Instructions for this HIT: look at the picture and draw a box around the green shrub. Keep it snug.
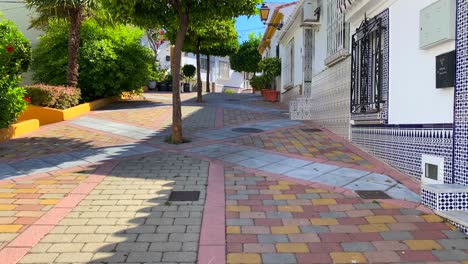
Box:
[182,64,196,82]
[224,89,235,94]
[25,84,81,110]
[249,75,267,91]
[0,15,31,128]
[32,19,153,102]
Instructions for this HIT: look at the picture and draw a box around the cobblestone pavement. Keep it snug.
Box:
[231,126,376,169]
[0,92,466,264]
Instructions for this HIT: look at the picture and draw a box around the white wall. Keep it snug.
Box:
[293,28,304,87]
[0,3,42,47]
[312,5,328,76]
[388,0,454,124]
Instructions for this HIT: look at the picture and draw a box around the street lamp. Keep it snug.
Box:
[259,3,283,30]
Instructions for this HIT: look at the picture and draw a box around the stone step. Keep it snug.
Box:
[289,98,314,120]
[421,184,468,211]
[436,210,468,234]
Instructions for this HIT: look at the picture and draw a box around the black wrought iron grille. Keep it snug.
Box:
[351,16,384,114]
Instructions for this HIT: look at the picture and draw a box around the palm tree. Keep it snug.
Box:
[24,0,98,87]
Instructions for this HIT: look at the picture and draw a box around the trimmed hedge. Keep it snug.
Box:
[25,84,81,110]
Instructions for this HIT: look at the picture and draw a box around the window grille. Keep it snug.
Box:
[282,38,294,87]
[219,61,230,79]
[351,16,384,114]
[326,0,349,65]
[201,57,208,70]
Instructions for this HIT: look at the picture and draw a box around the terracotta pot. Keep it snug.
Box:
[264,90,279,102]
[261,89,269,97]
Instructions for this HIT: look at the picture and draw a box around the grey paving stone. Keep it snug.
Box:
[115,242,149,252]
[438,239,468,249]
[259,163,297,174]
[329,167,371,177]
[263,200,288,205]
[343,180,392,191]
[354,203,382,210]
[236,159,272,169]
[262,253,296,263]
[237,150,267,158]
[218,153,250,163]
[432,249,468,261]
[126,252,162,262]
[302,163,340,173]
[237,190,260,195]
[168,233,199,242]
[258,235,289,243]
[296,193,321,199]
[10,159,53,174]
[399,208,423,215]
[442,230,468,239]
[280,158,313,168]
[380,231,414,240]
[284,168,324,180]
[299,226,330,233]
[266,212,293,219]
[137,234,169,242]
[256,154,288,163]
[311,172,363,187]
[226,219,254,226]
[386,184,421,203]
[341,242,375,252]
[182,242,198,251]
[360,173,399,186]
[163,252,197,262]
[320,212,347,218]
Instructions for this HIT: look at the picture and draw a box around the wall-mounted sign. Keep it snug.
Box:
[436,50,455,88]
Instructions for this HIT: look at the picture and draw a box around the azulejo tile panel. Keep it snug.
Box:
[454,0,468,186]
[351,125,453,182]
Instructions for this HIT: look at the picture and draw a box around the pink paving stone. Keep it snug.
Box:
[292,211,321,218]
[226,212,240,218]
[416,205,434,214]
[365,251,401,263]
[8,225,54,247]
[34,207,72,225]
[308,242,343,253]
[202,211,225,226]
[241,226,270,234]
[200,224,225,246]
[372,241,409,251]
[55,194,87,208]
[346,209,374,217]
[226,190,237,195]
[198,245,226,264]
[226,234,258,244]
[335,198,362,204]
[328,204,355,212]
[377,199,420,209]
[415,222,451,230]
[350,233,383,242]
[301,205,330,212]
[319,193,345,199]
[411,230,448,240]
[247,185,268,190]
[329,225,361,233]
[0,246,30,264]
[258,181,278,186]
[243,243,276,253]
[319,233,352,243]
[296,253,332,264]
[289,185,308,191]
[338,217,368,225]
[394,215,425,222]
[282,219,311,226]
[287,199,313,205]
[372,209,401,215]
[259,190,282,195]
[387,223,419,231]
[14,204,44,211]
[239,212,266,219]
[250,205,277,212]
[227,243,243,253]
[14,194,41,199]
[288,233,320,243]
[254,219,283,226]
[238,200,263,206]
[398,250,437,262]
[71,182,99,194]
[14,217,38,225]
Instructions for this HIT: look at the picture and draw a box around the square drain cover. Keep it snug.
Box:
[301,128,322,133]
[356,190,391,199]
[168,191,200,201]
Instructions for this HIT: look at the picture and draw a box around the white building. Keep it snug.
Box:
[281,0,468,232]
[155,42,249,93]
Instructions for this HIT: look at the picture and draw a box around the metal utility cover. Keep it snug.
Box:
[355,190,392,199]
[232,128,265,133]
[168,191,200,201]
[301,128,322,133]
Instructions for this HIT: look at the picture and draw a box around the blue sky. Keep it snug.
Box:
[235,1,297,43]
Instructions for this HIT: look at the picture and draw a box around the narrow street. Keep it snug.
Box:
[0,92,466,263]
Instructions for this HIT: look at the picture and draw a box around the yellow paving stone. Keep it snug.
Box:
[305,189,328,193]
[227,226,240,234]
[421,214,444,223]
[273,194,296,200]
[271,226,300,234]
[0,205,16,211]
[331,252,367,263]
[0,184,15,189]
[0,225,23,233]
[0,193,16,198]
[278,205,303,212]
[312,199,337,205]
[227,253,261,264]
[276,243,309,253]
[310,218,339,226]
[366,215,396,224]
[379,203,401,209]
[269,185,290,190]
[14,189,38,194]
[34,180,57,185]
[226,206,251,212]
[358,224,390,232]
[404,240,443,250]
[278,181,294,185]
[40,199,60,205]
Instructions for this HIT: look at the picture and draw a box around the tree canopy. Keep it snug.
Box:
[230,32,262,74]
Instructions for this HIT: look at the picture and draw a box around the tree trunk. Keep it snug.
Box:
[252,72,256,94]
[171,10,189,144]
[67,6,84,87]
[196,40,202,103]
[206,55,210,93]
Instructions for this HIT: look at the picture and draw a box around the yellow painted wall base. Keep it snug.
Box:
[18,97,118,126]
[0,119,40,142]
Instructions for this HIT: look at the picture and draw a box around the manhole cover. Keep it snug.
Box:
[301,128,322,133]
[356,190,391,199]
[168,191,200,201]
[225,99,240,102]
[232,127,265,133]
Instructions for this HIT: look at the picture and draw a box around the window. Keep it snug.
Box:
[325,0,349,65]
[282,38,294,87]
[219,61,230,79]
[201,57,208,70]
[351,16,384,114]
[422,154,445,184]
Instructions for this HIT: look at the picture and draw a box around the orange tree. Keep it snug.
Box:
[103,0,261,144]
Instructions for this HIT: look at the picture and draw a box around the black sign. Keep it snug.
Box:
[436,50,455,88]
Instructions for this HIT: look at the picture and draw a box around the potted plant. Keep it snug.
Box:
[148,62,166,90]
[259,58,281,102]
[249,75,265,95]
[182,64,196,93]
